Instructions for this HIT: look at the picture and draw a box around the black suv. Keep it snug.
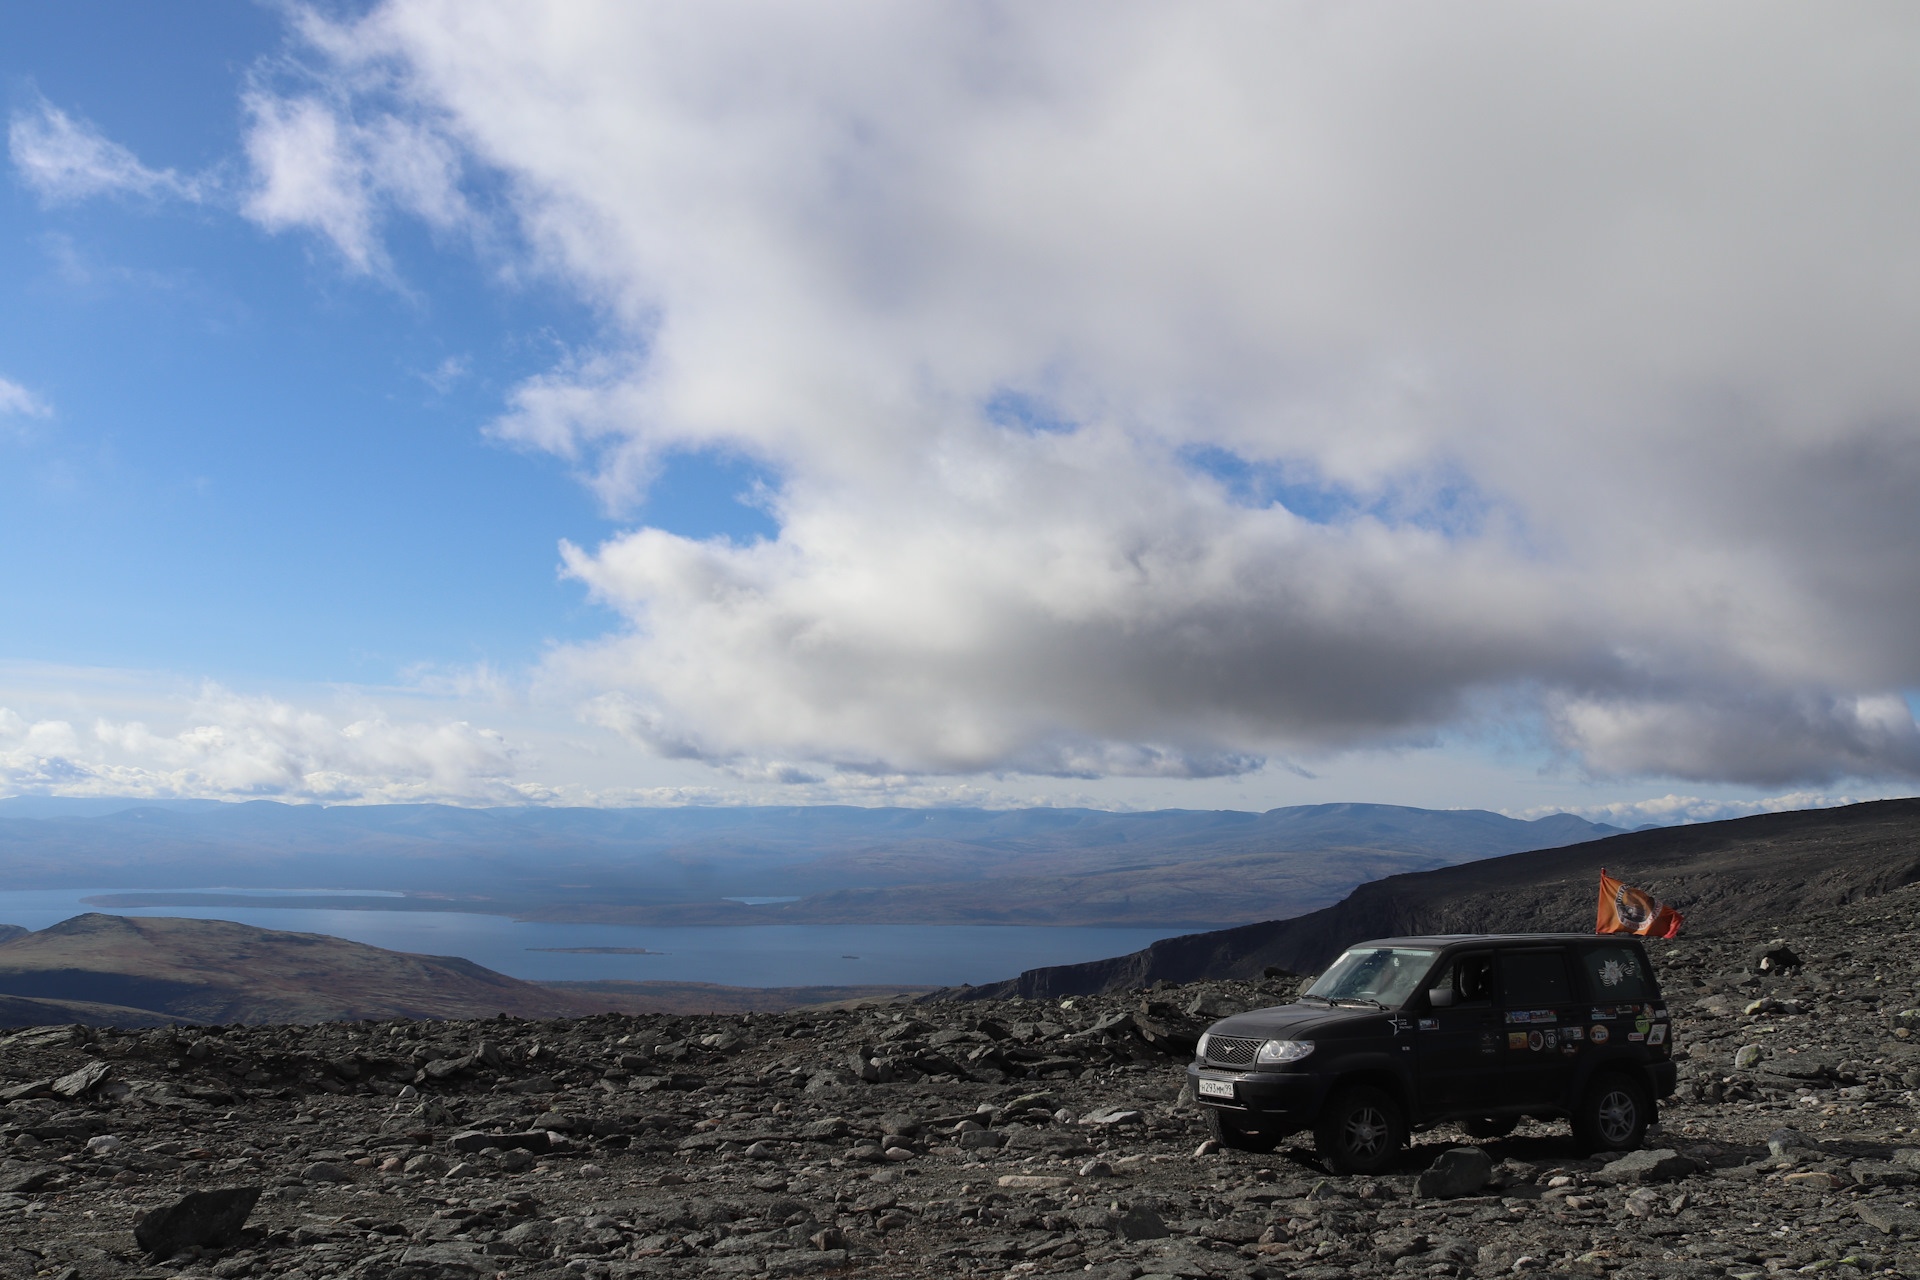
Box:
[1187,934,1677,1174]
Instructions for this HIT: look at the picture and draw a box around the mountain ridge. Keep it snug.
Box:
[959,797,1920,998]
[0,799,1622,928]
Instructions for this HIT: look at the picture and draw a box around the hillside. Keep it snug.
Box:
[962,796,1920,998]
[0,798,1620,928]
[0,915,608,1025]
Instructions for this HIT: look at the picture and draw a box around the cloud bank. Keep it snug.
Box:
[25,3,1920,792]
[0,687,519,804]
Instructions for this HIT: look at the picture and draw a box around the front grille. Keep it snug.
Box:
[1205,1036,1263,1067]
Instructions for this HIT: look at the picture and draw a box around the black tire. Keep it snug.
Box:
[1572,1070,1650,1155]
[1205,1106,1280,1154]
[1312,1085,1406,1175]
[1463,1116,1517,1140]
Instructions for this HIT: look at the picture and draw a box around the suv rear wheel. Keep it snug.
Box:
[1573,1070,1650,1154]
[1205,1107,1279,1154]
[1313,1084,1405,1175]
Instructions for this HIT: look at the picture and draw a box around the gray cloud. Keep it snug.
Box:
[225,1,1920,786]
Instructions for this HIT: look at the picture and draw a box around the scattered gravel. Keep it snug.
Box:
[8,882,1920,1279]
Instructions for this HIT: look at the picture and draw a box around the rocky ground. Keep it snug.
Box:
[9,884,1920,1280]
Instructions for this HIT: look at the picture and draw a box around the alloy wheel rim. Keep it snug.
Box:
[1597,1090,1637,1144]
[1344,1106,1387,1156]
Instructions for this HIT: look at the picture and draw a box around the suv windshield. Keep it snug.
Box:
[1304,947,1437,1007]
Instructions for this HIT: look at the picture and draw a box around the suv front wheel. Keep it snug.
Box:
[1573,1070,1650,1154]
[1313,1084,1405,1175]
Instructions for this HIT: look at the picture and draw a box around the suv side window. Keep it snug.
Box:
[1432,952,1495,1005]
[1580,944,1653,1001]
[1499,949,1572,1006]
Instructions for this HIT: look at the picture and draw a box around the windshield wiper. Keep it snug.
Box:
[1296,993,1333,1006]
[1332,997,1388,1009]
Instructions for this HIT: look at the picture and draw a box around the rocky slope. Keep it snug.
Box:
[963,798,1920,999]
[5,879,1920,1279]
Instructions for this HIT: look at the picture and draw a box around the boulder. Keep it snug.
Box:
[1112,1207,1170,1240]
[1590,1148,1701,1185]
[1767,1127,1815,1159]
[1746,942,1804,974]
[50,1059,111,1099]
[448,1128,554,1154]
[1416,1147,1493,1199]
[1860,1203,1920,1236]
[133,1185,262,1260]
[0,1160,58,1194]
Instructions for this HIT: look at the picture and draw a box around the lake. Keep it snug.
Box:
[0,888,1196,989]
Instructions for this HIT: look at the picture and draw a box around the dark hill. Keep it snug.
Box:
[0,915,609,1025]
[962,797,1920,999]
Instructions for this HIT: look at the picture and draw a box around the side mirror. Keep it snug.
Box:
[1427,988,1456,1009]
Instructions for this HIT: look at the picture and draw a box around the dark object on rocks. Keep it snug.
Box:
[1590,1148,1701,1185]
[133,1185,263,1260]
[1747,942,1804,974]
[1416,1146,1493,1198]
[448,1129,554,1154]
[1113,1207,1169,1240]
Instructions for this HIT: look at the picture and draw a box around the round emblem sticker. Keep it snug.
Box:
[1590,1024,1610,1045]
[1528,1030,1545,1052]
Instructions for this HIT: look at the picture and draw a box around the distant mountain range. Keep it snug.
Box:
[0,799,1623,928]
[963,797,1920,998]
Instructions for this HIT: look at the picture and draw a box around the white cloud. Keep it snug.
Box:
[240,89,468,273]
[1514,791,1881,829]
[230,3,1920,787]
[0,685,520,804]
[0,377,51,420]
[8,100,201,204]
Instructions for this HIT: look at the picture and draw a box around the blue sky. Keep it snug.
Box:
[0,2,781,685]
[2,3,1917,824]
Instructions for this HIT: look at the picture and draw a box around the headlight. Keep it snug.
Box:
[1195,1033,1210,1059]
[1255,1039,1314,1064]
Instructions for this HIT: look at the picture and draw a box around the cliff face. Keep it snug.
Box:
[962,798,1920,999]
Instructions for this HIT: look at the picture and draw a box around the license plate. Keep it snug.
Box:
[1197,1078,1235,1099]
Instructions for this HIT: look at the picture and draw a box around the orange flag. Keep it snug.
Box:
[1596,868,1684,939]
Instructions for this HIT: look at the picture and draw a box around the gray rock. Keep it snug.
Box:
[0,1158,60,1195]
[1416,1146,1493,1199]
[49,1059,110,1099]
[1734,1044,1765,1069]
[1851,1160,1920,1187]
[448,1128,552,1154]
[399,1242,487,1272]
[1766,1127,1814,1158]
[1113,1207,1170,1240]
[133,1185,262,1260]
[1859,1202,1920,1236]
[300,1160,352,1183]
[959,1128,1008,1150]
[1590,1148,1700,1184]
[404,1152,450,1176]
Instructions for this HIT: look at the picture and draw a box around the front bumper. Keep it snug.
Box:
[1187,1062,1325,1131]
